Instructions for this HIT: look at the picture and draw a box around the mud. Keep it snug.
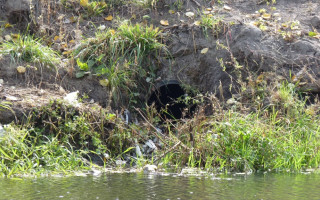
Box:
[1,0,320,123]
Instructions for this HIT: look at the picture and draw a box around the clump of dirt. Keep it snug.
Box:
[1,0,320,124]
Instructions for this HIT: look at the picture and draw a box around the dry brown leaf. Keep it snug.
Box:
[4,23,13,28]
[17,66,26,74]
[160,20,169,26]
[105,15,113,21]
[262,13,271,20]
[80,0,88,7]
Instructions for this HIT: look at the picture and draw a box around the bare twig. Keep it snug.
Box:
[154,141,181,163]
[190,0,201,7]
[134,108,168,146]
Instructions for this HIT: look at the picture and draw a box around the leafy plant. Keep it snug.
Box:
[73,22,167,106]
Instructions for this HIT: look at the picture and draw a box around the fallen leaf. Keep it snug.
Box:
[105,15,113,21]
[17,66,26,74]
[69,40,75,44]
[203,11,211,15]
[169,10,175,14]
[80,0,88,7]
[54,36,60,41]
[273,13,280,17]
[131,14,136,19]
[201,48,209,54]
[185,12,195,18]
[109,29,116,35]
[4,35,12,41]
[99,79,109,87]
[160,20,169,26]
[69,16,77,23]
[63,51,72,55]
[223,5,232,11]
[5,95,19,101]
[262,13,271,20]
[97,25,106,30]
[4,23,12,28]
[206,8,212,11]
[194,21,201,26]
[11,34,19,39]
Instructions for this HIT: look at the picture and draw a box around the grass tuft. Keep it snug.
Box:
[0,35,60,69]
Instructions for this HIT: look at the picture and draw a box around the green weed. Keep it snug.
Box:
[201,14,224,37]
[0,35,60,69]
[73,22,166,107]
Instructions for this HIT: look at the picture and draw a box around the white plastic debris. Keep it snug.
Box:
[136,144,142,157]
[63,91,80,107]
[145,140,157,150]
[143,164,157,173]
[0,125,5,137]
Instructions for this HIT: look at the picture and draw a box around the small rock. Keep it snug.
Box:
[115,159,126,166]
[4,35,12,41]
[311,16,320,29]
[143,164,157,173]
[185,12,195,18]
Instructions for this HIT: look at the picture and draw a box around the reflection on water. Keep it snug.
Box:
[1,172,320,200]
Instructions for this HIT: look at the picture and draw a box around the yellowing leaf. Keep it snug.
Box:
[80,0,88,7]
[201,48,209,54]
[11,34,19,39]
[54,36,60,41]
[99,79,109,87]
[70,16,77,23]
[131,14,136,19]
[194,21,201,26]
[4,23,13,28]
[169,10,175,14]
[69,40,75,44]
[62,51,72,55]
[109,29,116,35]
[262,13,271,20]
[160,20,169,26]
[17,66,26,74]
[61,43,68,49]
[105,15,113,21]
[206,8,212,11]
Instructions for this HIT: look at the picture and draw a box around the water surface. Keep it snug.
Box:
[1,172,319,200]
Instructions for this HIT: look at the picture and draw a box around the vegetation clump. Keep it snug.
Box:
[0,35,60,69]
[74,22,166,106]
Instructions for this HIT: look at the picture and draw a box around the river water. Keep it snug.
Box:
[1,172,319,200]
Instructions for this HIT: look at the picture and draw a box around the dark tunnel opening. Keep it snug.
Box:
[148,80,195,121]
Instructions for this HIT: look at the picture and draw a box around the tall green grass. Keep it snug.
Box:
[0,35,60,69]
[153,83,320,173]
[74,22,166,106]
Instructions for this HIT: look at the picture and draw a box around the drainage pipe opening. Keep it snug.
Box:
[148,80,195,121]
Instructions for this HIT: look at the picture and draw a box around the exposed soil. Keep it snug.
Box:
[1,0,320,123]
